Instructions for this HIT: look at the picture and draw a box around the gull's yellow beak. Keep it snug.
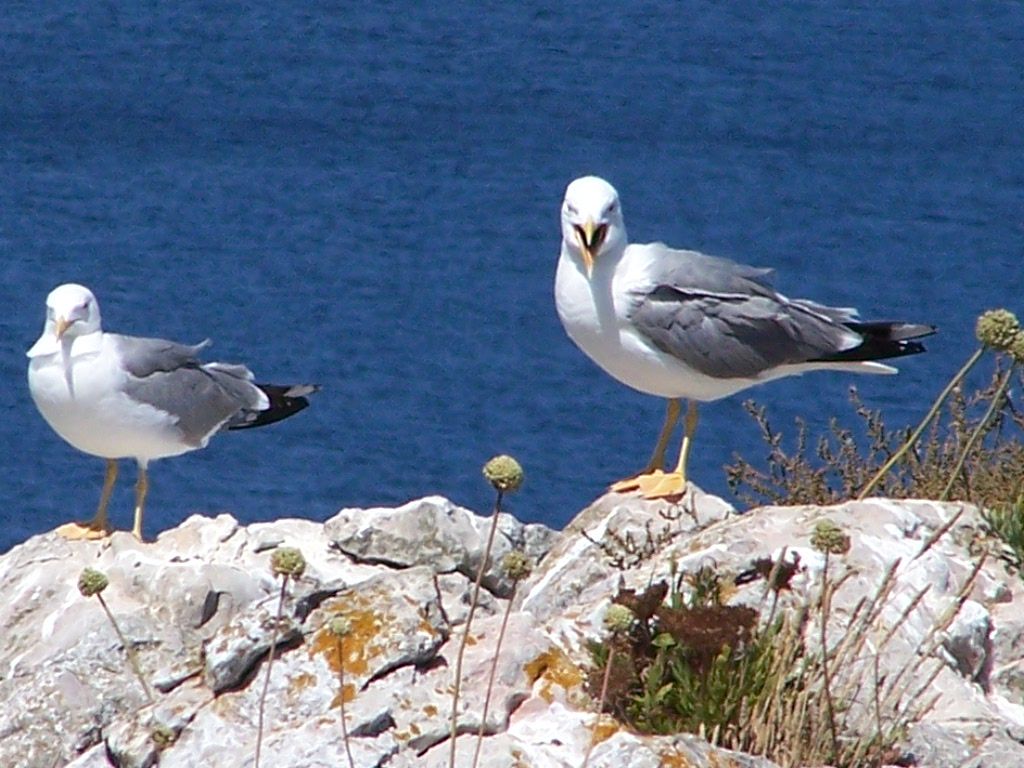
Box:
[572,218,601,276]
[54,316,71,339]
[581,219,597,275]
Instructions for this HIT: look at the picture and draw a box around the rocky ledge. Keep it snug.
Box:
[2,488,1024,768]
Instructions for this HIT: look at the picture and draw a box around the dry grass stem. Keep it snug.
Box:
[254,576,290,768]
[448,490,505,768]
[96,593,154,705]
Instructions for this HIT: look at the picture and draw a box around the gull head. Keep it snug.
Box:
[560,176,627,276]
[45,283,102,341]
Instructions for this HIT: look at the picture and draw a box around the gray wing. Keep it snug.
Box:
[626,245,860,379]
[112,334,268,446]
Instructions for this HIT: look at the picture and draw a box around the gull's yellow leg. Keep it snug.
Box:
[56,459,117,540]
[131,465,149,541]
[93,459,118,531]
[646,398,682,472]
[610,398,682,492]
[677,400,699,482]
[633,401,699,499]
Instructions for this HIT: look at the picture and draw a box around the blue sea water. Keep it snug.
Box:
[1,2,1022,554]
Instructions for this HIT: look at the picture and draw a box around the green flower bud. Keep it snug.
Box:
[976,309,1021,351]
[603,604,635,635]
[270,547,306,579]
[502,551,533,581]
[652,632,676,650]
[77,568,109,597]
[151,724,176,750]
[483,455,524,493]
[327,616,352,638]
[811,520,851,556]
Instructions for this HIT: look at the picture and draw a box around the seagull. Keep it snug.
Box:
[554,176,934,500]
[27,283,318,540]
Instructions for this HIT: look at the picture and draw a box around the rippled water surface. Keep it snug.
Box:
[2,3,1022,552]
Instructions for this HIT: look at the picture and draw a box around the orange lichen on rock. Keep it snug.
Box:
[309,599,384,678]
[288,671,317,696]
[524,647,584,702]
[590,716,619,745]
[418,614,440,637]
[328,682,357,709]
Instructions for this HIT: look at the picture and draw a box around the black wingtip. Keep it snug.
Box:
[229,383,320,431]
[813,321,937,364]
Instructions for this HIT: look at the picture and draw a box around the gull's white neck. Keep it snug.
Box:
[555,236,637,351]
[28,328,104,359]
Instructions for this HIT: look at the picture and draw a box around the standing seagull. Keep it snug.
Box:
[555,176,934,499]
[27,283,317,540]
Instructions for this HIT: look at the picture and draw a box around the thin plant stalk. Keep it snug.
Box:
[939,365,1016,500]
[448,490,505,768]
[471,582,518,768]
[96,593,154,704]
[338,634,356,768]
[254,575,290,768]
[858,347,985,500]
[818,551,840,764]
[580,645,615,768]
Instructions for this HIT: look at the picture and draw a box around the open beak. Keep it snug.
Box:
[573,219,608,277]
[54,316,71,339]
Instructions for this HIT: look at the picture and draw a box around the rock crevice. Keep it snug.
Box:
[1,491,1022,767]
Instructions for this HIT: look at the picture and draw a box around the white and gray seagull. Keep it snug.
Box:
[27,283,317,540]
[555,175,935,499]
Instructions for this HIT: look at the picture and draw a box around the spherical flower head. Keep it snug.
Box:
[327,616,352,638]
[603,604,635,635]
[483,455,524,493]
[811,520,851,556]
[502,551,533,581]
[1009,333,1024,365]
[976,309,1021,351]
[78,567,109,597]
[271,547,306,579]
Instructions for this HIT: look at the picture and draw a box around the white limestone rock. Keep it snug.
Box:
[5,489,1024,768]
[324,495,559,597]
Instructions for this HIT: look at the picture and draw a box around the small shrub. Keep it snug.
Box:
[727,362,1024,511]
[584,548,969,768]
[982,497,1024,574]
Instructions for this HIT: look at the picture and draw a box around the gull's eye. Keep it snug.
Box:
[606,201,617,215]
[566,203,578,217]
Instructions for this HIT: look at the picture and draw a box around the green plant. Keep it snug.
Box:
[581,604,636,768]
[472,550,534,768]
[584,535,976,768]
[448,455,524,768]
[327,616,356,768]
[77,568,154,705]
[982,496,1024,574]
[810,520,852,763]
[254,546,306,768]
[586,579,763,739]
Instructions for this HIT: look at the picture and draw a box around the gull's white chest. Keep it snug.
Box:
[27,336,181,460]
[555,252,670,389]
[555,256,634,340]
